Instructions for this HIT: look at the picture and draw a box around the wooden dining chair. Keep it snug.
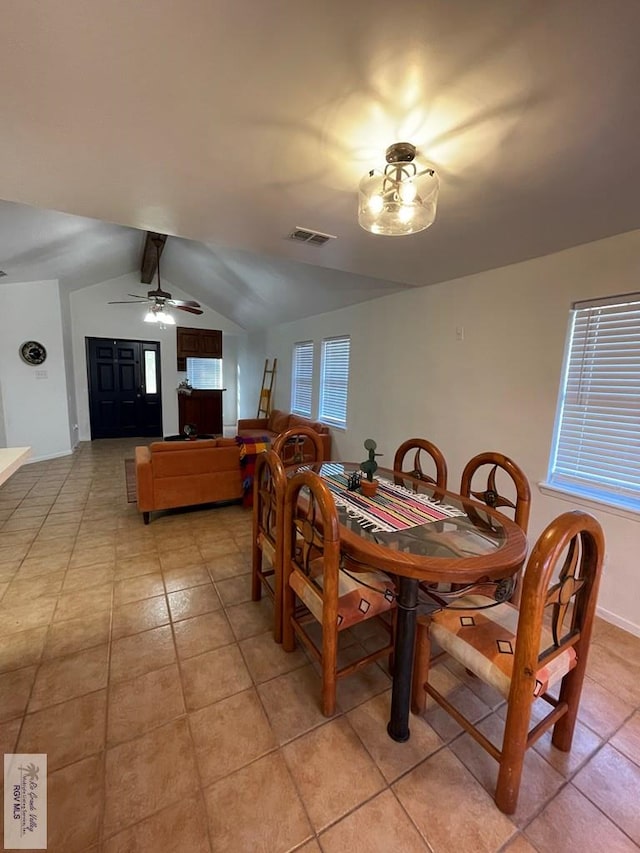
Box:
[459,451,531,534]
[460,451,532,605]
[272,426,324,467]
[415,510,604,814]
[251,449,287,642]
[282,469,396,716]
[412,451,532,713]
[393,438,448,493]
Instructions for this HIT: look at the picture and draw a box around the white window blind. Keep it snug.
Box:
[186,357,223,390]
[548,293,640,512]
[319,336,350,428]
[291,341,314,417]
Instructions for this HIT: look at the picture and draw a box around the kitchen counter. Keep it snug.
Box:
[0,447,31,487]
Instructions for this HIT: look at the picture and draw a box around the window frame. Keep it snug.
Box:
[290,340,314,418]
[546,292,640,514]
[318,335,351,429]
[186,356,224,390]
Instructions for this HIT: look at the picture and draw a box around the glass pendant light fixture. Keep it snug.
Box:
[358,142,439,236]
[144,305,176,326]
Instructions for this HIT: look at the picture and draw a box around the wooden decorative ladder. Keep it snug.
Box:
[257,358,277,418]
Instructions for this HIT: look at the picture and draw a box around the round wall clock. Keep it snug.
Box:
[20,340,47,365]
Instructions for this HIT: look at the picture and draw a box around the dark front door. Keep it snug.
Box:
[86,338,162,438]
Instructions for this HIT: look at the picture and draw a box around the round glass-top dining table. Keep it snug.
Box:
[293,462,529,742]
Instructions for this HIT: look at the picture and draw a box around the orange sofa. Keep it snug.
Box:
[236,409,331,460]
[135,438,244,523]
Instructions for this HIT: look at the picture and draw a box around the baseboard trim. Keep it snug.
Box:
[596,605,640,638]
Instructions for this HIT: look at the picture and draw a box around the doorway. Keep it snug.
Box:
[86,337,162,438]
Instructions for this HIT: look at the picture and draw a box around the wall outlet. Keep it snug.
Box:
[455,326,464,341]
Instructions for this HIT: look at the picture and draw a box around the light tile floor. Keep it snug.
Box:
[0,439,639,852]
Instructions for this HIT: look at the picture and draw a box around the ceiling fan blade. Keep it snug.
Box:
[168,299,201,309]
[175,305,204,315]
[126,294,149,300]
[108,300,148,304]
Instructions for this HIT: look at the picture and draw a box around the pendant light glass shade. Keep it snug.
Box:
[144,308,175,326]
[358,142,439,236]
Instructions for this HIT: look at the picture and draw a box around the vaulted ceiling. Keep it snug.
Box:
[1,0,639,329]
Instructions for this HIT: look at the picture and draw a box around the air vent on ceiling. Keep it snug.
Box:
[288,226,337,247]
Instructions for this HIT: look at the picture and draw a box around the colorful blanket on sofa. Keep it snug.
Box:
[235,435,271,507]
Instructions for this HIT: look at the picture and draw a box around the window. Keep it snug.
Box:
[547,293,640,512]
[319,335,351,428]
[144,350,157,395]
[291,341,314,417]
[186,357,223,389]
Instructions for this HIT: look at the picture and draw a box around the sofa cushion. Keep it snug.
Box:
[268,410,291,433]
[150,442,240,478]
[288,414,329,435]
[150,439,218,453]
[236,428,275,441]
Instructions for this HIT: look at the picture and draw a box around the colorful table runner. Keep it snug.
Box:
[320,465,466,533]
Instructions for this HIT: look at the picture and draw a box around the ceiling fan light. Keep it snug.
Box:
[144,310,158,323]
[358,142,439,236]
[156,310,176,325]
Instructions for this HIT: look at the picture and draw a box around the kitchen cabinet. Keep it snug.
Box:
[176,327,222,370]
[178,390,224,436]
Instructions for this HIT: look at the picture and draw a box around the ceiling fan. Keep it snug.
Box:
[108,234,203,322]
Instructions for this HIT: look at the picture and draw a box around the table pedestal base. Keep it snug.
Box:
[387,575,419,742]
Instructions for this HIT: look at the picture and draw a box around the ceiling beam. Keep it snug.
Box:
[140,232,167,284]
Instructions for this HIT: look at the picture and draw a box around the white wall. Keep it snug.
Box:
[0,280,72,461]
[59,287,79,449]
[237,331,267,421]
[70,273,245,440]
[265,229,640,637]
[0,376,7,448]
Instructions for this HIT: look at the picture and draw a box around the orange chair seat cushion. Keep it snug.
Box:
[289,565,396,631]
[430,595,577,699]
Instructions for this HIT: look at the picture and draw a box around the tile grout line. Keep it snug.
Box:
[11,458,82,759]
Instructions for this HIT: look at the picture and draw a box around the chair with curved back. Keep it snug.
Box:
[393,438,448,494]
[459,451,531,535]
[393,438,448,709]
[412,451,532,714]
[272,425,324,467]
[414,510,604,814]
[281,469,396,716]
[251,449,287,642]
[458,450,531,607]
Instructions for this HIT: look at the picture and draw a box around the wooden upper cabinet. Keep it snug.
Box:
[200,330,222,358]
[176,328,202,358]
[176,327,222,368]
